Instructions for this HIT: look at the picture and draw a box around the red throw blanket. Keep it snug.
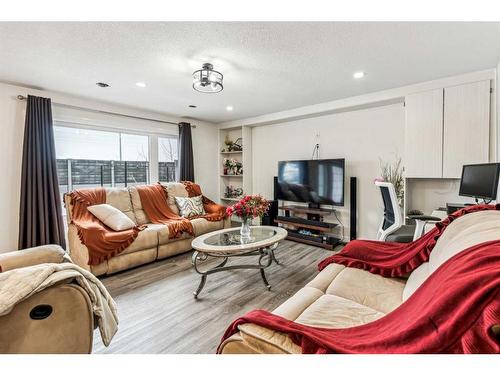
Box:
[318,204,500,277]
[135,184,194,239]
[67,188,143,265]
[218,205,500,353]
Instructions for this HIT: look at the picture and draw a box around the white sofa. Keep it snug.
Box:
[220,210,500,353]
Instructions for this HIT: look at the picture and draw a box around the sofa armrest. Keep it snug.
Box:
[0,245,70,272]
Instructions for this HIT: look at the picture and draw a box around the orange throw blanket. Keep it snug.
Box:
[68,188,142,266]
[182,181,226,221]
[135,184,194,239]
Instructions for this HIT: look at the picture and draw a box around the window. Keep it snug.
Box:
[158,136,178,183]
[54,126,151,202]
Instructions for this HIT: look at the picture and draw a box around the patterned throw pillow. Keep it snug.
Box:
[175,195,205,218]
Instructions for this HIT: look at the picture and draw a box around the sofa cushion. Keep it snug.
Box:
[305,263,346,292]
[272,286,324,321]
[147,223,192,245]
[325,267,405,314]
[190,218,224,236]
[175,195,205,218]
[128,186,149,225]
[161,182,189,216]
[121,226,158,254]
[295,294,385,328]
[87,204,136,231]
[104,188,137,224]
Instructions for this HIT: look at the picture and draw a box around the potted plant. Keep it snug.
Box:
[377,156,405,207]
[223,158,232,175]
[226,195,270,240]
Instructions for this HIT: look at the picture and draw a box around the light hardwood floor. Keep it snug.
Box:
[92,240,339,354]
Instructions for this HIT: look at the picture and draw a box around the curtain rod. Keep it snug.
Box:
[16,95,196,128]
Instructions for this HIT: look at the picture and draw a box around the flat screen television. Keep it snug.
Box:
[277,159,345,206]
[459,163,500,201]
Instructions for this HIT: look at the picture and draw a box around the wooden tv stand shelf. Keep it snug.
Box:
[278,205,335,215]
[277,205,341,250]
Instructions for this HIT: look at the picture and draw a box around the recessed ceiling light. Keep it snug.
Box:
[136,82,146,88]
[96,82,110,88]
[226,105,233,111]
[189,105,197,108]
[353,71,365,79]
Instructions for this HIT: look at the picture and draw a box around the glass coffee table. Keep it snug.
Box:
[191,226,288,299]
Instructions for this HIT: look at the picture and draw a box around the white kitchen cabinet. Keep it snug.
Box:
[442,80,491,178]
[404,80,491,179]
[405,89,444,178]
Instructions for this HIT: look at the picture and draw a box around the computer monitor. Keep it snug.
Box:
[459,163,500,201]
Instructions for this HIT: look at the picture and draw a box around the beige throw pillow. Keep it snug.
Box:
[87,204,136,231]
[175,195,205,218]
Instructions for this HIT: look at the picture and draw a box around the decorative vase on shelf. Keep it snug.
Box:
[240,217,251,241]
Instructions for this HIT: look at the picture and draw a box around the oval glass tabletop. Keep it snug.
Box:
[204,227,278,247]
[192,226,288,253]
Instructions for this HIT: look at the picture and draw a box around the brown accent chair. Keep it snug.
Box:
[0,245,95,353]
[65,182,231,276]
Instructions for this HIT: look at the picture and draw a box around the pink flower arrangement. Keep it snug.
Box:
[226,195,270,221]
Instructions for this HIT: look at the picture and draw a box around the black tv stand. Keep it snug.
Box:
[276,205,342,250]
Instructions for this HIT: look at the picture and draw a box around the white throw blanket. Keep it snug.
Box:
[0,262,118,346]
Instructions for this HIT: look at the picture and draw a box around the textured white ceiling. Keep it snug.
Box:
[0,22,499,123]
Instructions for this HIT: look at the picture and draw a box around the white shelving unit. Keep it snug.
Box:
[218,126,253,220]
[220,197,242,202]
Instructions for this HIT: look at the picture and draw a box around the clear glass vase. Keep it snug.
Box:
[240,217,251,241]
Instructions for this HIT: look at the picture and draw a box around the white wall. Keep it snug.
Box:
[0,81,218,252]
[405,179,473,215]
[251,103,405,240]
[498,60,500,161]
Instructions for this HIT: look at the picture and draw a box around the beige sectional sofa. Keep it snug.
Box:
[219,210,500,353]
[65,182,230,276]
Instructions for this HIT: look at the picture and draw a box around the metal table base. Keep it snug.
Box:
[191,243,279,299]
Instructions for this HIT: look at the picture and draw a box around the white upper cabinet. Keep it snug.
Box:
[442,80,491,178]
[405,89,444,178]
[404,80,491,179]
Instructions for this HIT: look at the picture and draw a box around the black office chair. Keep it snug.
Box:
[375,181,441,243]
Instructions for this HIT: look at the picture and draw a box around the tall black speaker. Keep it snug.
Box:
[273,176,278,200]
[262,200,278,226]
[350,177,357,240]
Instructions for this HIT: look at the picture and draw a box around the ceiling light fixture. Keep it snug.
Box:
[96,82,110,88]
[189,105,197,108]
[192,63,223,93]
[353,71,365,79]
[136,82,146,88]
[226,105,233,111]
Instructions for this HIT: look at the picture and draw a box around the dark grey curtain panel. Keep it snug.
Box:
[178,122,195,182]
[19,95,66,249]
